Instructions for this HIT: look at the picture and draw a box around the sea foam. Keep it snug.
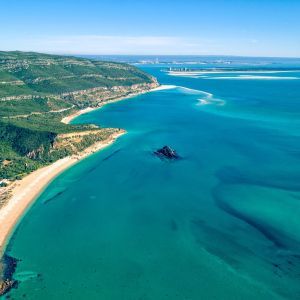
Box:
[174,85,226,106]
[204,75,299,80]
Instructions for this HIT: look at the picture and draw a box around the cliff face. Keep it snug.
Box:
[67,81,158,108]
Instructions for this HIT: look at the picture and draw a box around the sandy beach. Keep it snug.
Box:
[61,107,95,124]
[0,84,176,254]
[0,130,125,253]
[61,85,176,124]
[149,84,177,91]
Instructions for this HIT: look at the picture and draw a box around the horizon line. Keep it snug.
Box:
[2,50,300,60]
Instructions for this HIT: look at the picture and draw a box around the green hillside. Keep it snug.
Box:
[0,51,154,97]
[0,51,157,183]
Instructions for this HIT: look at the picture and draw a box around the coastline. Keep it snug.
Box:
[0,84,173,254]
[0,130,125,254]
[61,84,176,124]
[0,82,175,295]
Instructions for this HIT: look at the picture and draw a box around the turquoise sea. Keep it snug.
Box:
[5,57,300,299]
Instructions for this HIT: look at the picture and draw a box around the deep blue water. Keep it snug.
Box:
[5,58,300,299]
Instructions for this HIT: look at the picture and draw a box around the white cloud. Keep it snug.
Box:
[2,35,298,57]
[1,35,215,55]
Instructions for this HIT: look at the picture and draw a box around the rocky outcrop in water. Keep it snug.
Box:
[0,279,16,296]
[0,254,19,296]
[154,146,179,159]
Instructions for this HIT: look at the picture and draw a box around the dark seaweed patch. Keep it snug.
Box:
[83,149,122,176]
[2,255,19,280]
[102,149,121,161]
[43,190,66,205]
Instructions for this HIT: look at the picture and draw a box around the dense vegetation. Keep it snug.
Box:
[0,51,156,181]
[0,51,153,98]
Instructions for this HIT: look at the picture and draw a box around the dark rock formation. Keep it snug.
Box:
[0,254,19,296]
[154,146,179,160]
[0,279,16,296]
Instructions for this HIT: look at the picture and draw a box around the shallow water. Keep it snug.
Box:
[5,60,300,299]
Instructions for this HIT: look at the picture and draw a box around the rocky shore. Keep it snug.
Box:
[0,254,19,296]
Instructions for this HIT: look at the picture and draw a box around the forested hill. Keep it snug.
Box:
[0,51,155,99]
[0,51,158,185]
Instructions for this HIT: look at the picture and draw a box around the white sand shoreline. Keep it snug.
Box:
[0,130,125,254]
[167,70,300,76]
[149,84,177,91]
[0,83,174,254]
[61,85,176,124]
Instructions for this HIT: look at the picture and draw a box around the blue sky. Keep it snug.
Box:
[1,0,300,57]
